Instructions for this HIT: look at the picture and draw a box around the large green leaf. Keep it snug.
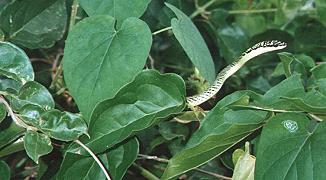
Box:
[69,70,185,154]
[161,91,266,180]
[10,81,54,111]
[165,3,215,84]
[24,131,53,164]
[0,0,67,49]
[79,0,150,23]
[63,15,152,120]
[255,113,326,179]
[58,138,139,180]
[0,42,34,83]
[0,160,10,180]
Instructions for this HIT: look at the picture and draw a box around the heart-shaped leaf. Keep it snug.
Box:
[63,15,152,120]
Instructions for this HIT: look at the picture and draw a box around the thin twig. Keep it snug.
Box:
[148,55,155,69]
[74,140,111,180]
[138,154,169,163]
[137,154,232,179]
[152,27,172,35]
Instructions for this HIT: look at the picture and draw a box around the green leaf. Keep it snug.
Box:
[79,0,150,24]
[107,138,139,180]
[69,70,185,154]
[24,130,53,164]
[10,81,54,111]
[262,75,305,109]
[63,15,152,120]
[0,42,34,83]
[232,142,255,180]
[282,89,326,114]
[255,113,326,180]
[38,110,88,141]
[311,63,326,80]
[0,117,24,149]
[58,138,139,180]
[0,160,10,180]
[161,91,265,180]
[0,0,67,49]
[165,3,215,84]
[0,103,6,123]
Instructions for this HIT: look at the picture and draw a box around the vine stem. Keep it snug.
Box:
[74,140,112,180]
[152,26,172,35]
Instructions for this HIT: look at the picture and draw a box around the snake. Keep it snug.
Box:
[187,40,287,106]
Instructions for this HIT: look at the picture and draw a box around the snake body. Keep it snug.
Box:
[187,40,287,106]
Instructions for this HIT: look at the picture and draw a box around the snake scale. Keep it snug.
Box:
[187,40,287,106]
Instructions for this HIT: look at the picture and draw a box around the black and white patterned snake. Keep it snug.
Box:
[187,40,287,106]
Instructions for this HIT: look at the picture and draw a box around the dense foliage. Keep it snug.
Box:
[0,0,325,179]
